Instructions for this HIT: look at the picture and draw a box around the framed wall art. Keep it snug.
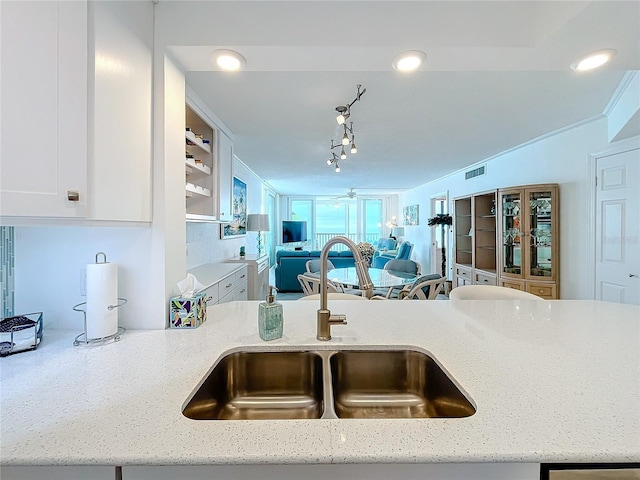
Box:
[403,204,419,226]
[221,176,247,239]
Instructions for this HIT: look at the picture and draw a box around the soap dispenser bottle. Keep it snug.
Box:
[258,286,283,341]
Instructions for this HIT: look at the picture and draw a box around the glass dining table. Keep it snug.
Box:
[324,267,418,289]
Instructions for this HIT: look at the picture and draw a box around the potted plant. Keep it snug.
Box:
[427,213,453,279]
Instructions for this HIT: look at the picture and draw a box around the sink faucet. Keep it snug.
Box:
[317,236,374,341]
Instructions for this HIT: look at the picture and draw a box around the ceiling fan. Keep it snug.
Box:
[331,188,381,201]
[333,188,360,200]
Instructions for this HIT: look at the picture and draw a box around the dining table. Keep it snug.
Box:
[325,266,418,289]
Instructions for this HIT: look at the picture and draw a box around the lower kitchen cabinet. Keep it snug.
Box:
[188,263,248,311]
[227,253,270,300]
[0,466,115,480]
[122,463,540,479]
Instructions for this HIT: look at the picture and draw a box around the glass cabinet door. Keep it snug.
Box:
[528,189,554,278]
[501,192,522,276]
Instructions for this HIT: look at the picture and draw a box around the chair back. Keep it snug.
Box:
[400,275,445,300]
[297,274,340,296]
[395,241,413,260]
[383,258,420,275]
[449,285,543,300]
[305,258,335,273]
[376,238,397,251]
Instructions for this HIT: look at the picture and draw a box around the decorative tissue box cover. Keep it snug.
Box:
[169,292,207,328]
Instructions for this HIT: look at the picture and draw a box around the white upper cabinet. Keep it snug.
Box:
[0,0,153,223]
[89,0,153,222]
[1,1,88,218]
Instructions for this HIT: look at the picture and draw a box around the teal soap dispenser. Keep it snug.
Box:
[258,286,283,341]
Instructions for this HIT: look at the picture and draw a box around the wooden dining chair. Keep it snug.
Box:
[372,259,422,299]
[297,274,341,296]
[398,275,447,300]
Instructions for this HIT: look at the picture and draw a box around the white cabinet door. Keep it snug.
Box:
[217,131,233,221]
[89,0,153,221]
[0,1,87,218]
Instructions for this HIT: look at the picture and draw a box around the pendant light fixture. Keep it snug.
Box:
[327,85,366,173]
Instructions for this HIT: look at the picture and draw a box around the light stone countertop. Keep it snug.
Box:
[1,299,639,466]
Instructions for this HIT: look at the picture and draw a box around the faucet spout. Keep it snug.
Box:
[316,236,373,341]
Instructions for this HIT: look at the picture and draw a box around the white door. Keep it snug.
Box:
[595,147,640,305]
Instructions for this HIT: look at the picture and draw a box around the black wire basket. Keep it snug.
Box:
[0,312,43,356]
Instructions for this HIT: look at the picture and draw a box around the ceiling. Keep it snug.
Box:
[158,1,640,197]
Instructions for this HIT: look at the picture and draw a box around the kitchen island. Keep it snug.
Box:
[1,300,639,479]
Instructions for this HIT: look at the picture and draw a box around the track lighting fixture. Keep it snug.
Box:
[327,153,341,173]
[327,85,366,173]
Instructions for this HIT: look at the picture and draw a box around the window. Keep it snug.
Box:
[287,197,385,250]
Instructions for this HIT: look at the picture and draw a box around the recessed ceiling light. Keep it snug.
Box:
[210,49,246,71]
[392,50,426,72]
[570,49,616,72]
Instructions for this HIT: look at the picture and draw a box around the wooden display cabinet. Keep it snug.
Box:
[453,190,498,288]
[498,184,559,299]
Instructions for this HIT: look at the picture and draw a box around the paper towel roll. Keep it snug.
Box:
[85,261,118,339]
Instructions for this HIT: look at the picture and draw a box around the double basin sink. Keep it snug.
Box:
[183,347,475,420]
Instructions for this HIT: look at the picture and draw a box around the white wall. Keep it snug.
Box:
[398,117,635,299]
[186,159,265,269]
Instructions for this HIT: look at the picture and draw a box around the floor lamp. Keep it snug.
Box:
[247,214,270,256]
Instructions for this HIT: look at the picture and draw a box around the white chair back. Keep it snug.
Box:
[399,276,446,300]
[297,274,340,296]
[449,285,543,300]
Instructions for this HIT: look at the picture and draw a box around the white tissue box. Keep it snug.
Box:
[169,292,207,328]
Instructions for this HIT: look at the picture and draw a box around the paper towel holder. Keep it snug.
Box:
[73,252,126,347]
[73,300,126,346]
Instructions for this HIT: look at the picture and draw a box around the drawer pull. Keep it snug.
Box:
[240,274,246,279]
[225,283,232,288]
[538,289,544,293]
[240,289,246,293]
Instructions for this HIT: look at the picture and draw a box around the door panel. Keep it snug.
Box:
[595,148,640,305]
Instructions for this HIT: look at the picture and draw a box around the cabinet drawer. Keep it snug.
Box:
[201,283,219,305]
[219,280,248,304]
[232,280,248,301]
[235,267,248,286]
[218,270,243,297]
[257,257,270,274]
[526,282,557,299]
[455,265,472,279]
[501,280,524,291]
[474,272,497,286]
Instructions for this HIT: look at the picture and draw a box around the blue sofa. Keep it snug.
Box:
[275,250,356,292]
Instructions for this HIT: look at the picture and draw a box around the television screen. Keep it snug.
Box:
[282,220,308,244]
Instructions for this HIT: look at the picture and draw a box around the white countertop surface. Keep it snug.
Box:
[1,299,639,466]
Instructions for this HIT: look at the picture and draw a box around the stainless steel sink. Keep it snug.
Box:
[182,347,475,420]
[182,350,324,420]
[330,349,476,419]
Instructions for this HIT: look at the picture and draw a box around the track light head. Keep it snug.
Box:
[336,106,349,125]
[350,139,357,154]
[340,147,346,160]
[335,164,340,173]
